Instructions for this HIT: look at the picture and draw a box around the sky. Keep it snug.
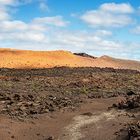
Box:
[0,0,140,60]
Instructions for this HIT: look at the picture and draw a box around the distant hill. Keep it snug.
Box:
[0,48,140,71]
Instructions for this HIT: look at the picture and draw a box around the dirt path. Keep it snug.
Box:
[59,110,130,140]
[0,98,133,140]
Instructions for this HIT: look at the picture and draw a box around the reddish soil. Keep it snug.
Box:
[0,67,139,140]
[0,98,131,140]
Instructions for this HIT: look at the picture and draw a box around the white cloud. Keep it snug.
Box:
[0,0,34,7]
[95,30,112,36]
[0,0,15,21]
[132,26,140,35]
[33,16,69,27]
[0,0,16,5]
[39,2,49,11]
[0,20,50,33]
[0,21,139,60]
[0,7,10,20]
[0,12,69,44]
[13,32,45,42]
[0,1,67,42]
[100,3,134,13]
[0,20,27,32]
[81,3,133,28]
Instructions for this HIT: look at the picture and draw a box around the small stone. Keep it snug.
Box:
[11,135,15,139]
[81,112,93,116]
[46,136,54,140]
[36,133,40,136]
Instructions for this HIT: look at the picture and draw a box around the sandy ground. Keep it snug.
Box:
[0,48,140,71]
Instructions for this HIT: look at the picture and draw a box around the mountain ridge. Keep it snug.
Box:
[0,48,140,71]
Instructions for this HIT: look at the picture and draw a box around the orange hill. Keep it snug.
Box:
[0,48,140,71]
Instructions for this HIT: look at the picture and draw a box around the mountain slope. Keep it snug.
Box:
[0,48,140,71]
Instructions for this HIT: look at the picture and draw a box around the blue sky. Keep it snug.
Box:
[0,0,140,60]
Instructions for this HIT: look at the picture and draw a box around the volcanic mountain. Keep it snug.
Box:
[0,48,140,71]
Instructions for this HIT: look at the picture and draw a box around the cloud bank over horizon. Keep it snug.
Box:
[0,0,140,60]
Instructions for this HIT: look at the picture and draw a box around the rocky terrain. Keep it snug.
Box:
[0,67,139,140]
[112,94,140,140]
[73,53,97,59]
